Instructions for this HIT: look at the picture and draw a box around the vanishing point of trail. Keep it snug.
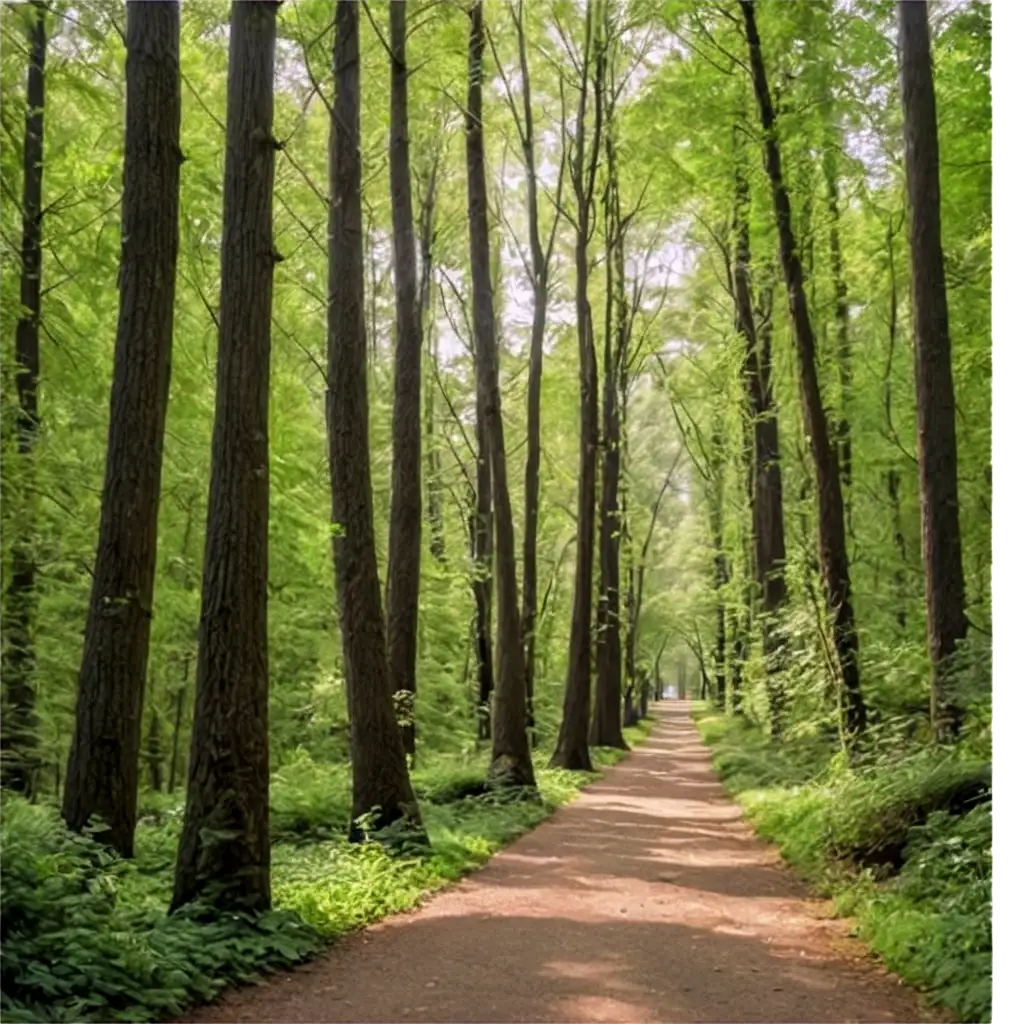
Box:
[187,704,925,1023]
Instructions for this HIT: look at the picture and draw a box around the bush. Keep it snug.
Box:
[694,707,992,1023]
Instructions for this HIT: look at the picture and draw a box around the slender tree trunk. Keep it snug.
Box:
[1,2,46,798]
[741,0,866,738]
[513,0,558,750]
[591,118,627,750]
[553,5,603,772]
[63,2,181,858]
[146,708,162,793]
[473,418,495,741]
[898,0,968,742]
[167,657,188,794]
[420,161,445,565]
[732,166,787,732]
[384,2,423,762]
[824,146,853,505]
[466,2,535,790]
[324,1,424,842]
[171,0,278,912]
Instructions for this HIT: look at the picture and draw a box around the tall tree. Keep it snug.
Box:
[385,0,423,760]
[591,85,628,749]
[171,0,278,911]
[1,0,47,797]
[62,1,182,858]
[740,0,866,738]
[552,1,605,772]
[732,160,787,731]
[327,0,425,838]
[898,0,968,741]
[466,0,535,789]
[491,0,565,747]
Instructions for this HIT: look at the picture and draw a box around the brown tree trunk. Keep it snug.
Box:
[384,1,423,762]
[511,0,560,751]
[167,657,188,794]
[420,156,445,565]
[324,1,424,842]
[732,165,787,732]
[898,0,968,741]
[466,2,535,790]
[473,416,495,741]
[741,0,866,738]
[552,5,603,772]
[591,113,627,750]
[146,708,162,793]
[171,0,277,912]
[1,1,46,798]
[62,1,181,858]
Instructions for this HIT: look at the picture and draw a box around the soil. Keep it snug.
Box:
[184,702,931,1023]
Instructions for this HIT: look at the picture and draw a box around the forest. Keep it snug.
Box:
[0,0,991,1022]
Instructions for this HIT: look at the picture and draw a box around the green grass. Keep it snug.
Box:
[693,706,991,1024]
[1,717,655,1024]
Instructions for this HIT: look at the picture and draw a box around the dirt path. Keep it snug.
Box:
[186,703,926,1023]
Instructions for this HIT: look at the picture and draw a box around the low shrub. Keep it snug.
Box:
[694,706,992,1023]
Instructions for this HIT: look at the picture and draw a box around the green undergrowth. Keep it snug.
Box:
[694,706,991,1023]
[1,718,654,1024]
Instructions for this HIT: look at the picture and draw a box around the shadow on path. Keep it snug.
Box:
[185,703,925,1023]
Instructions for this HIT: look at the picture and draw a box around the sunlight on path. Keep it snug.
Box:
[186,704,925,1024]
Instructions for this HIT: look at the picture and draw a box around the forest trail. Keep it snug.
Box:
[186,704,926,1024]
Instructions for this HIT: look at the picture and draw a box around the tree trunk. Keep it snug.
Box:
[323,1,424,843]
[384,2,423,762]
[167,658,188,794]
[514,0,557,751]
[732,166,787,732]
[1,2,46,798]
[741,0,866,738]
[466,2,535,790]
[420,158,445,565]
[591,114,627,750]
[171,0,277,912]
[473,417,495,741]
[146,708,162,794]
[62,1,181,858]
[553,5,603,772]
[898,0,968,742]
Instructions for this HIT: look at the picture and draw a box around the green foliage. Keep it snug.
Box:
[1,725,652,1023]
[695,707,992,1023]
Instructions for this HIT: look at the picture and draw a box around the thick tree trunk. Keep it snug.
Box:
[553,5,602,772]
[741,0,866,738]
[324,1,424,843]
[172,0,277,912]
[898,0,968,742]
[466,2,535,790]
[63,2,181,858]
[385,2,423,762]
[1,2,46,798]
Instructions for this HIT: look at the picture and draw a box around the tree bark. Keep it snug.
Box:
[510,0,560,750]
[732,164,787,732]
[171,0,277,912]
[740,0,866,738]
[552,4,603,772]
[1,1,46,798]
[384,2,423,762]
[473,417,495,741]
[324,1,424,842]
[591,105,627,750]
[62,1,181,858]
[898,0,968,741]
[466,2,535,789]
